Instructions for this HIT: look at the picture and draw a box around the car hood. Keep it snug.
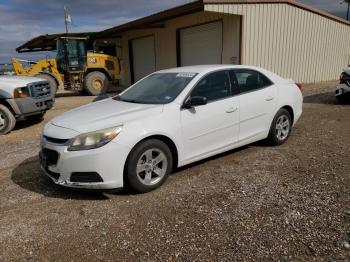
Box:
[0,75,45,87]
[50,98,164,134]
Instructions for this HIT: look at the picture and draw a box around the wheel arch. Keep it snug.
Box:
[0,99,16,116]
[124,134,179,175]
[280,105,294,125]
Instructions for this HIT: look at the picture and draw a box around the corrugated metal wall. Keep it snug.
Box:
[205,3,350,83]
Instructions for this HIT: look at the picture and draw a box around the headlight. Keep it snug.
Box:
[14,86,30,98]
[67,126,123,151]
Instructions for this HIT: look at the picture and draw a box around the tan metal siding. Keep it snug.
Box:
[118,11,241,86]
[205,3,350,83]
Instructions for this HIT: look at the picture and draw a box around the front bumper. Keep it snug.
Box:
[7,96,54,117]
[335,83,350,97]
[39,138,131,190]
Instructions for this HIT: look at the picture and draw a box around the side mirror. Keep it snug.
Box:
[182,96,207,109]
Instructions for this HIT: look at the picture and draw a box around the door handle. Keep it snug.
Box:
[226,107,238,113]
[265,96,274,101]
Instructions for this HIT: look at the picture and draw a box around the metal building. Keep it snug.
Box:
[100,0,350,86]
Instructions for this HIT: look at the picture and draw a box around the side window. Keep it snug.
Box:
[233,69,273,93]
[191,71,231,102]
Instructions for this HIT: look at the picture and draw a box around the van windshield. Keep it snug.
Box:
[115,73,197,104]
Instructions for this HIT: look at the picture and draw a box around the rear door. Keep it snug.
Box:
[232,69,277,142]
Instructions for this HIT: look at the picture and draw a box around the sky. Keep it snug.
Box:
[0,0,348,64]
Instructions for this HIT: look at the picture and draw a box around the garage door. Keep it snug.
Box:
[130,36,156,82]
[179,21,223,66]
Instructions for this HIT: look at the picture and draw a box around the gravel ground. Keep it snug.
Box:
[0,82,349,261]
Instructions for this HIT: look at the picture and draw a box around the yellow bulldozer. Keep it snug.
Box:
[13,37,120,96]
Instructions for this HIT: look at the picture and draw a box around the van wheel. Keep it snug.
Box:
[126,139,173,193]
[36,74,58,96]
[266,108,292,146]
[84,71,109,96]
[0,104,16,135]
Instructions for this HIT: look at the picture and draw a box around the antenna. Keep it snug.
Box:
[64,6,71,34]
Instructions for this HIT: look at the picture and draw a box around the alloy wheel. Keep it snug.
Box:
[136,148,168,186]
[0,111,5,128]
[275,115,290,141]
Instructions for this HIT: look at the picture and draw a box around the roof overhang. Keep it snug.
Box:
[16,32,102,53]
[16,0,350,53]
[98,0,204,36]
[100,0,350,37]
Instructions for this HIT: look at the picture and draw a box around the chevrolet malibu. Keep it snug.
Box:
[40,65,303,193]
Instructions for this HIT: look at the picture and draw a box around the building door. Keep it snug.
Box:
[130,36,156,82]
[179,21,223,66]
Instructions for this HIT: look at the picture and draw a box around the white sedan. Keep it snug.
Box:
[40,65,303,193]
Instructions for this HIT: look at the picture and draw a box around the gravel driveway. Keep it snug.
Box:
[0,82,349,261]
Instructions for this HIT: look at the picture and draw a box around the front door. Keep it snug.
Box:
[180,70,239,162]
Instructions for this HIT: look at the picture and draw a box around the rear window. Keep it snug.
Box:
[233,69,273,93]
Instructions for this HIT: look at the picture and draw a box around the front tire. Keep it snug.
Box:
[126,139,173,193]
[84,71,110,96]
[0,104,16,135]
[266,108,292,146]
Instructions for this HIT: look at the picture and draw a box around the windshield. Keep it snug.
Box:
[116,72,197,104]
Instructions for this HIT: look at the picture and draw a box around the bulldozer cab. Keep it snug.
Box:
[56,37,87,73]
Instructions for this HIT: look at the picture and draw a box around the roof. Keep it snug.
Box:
[16,0,350,52]
[101,0,350,36]
[100,1,204,36]
[16,32,98,53]
[159,64,229,73]
[204,0,350,26]
[157,64,285,83]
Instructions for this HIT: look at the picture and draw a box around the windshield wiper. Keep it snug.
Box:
[113,96,141,104]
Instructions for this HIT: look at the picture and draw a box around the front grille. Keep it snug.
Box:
[42,148,59,165]
[70,172,104,183]
[44,136,69,145]
[28,81,51,98]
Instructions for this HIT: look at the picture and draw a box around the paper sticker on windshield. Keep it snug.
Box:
[176,73,196,78]
[165,96,172,100]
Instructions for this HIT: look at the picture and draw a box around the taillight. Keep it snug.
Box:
[296,83,303,90]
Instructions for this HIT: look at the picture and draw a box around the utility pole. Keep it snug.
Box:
[64,6,70,34]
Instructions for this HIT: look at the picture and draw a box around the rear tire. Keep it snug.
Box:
[36,74,58,97]
[266,108,292,146]
[84,71,110,96]
[126,139,173,193]
[0,104,16,135]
